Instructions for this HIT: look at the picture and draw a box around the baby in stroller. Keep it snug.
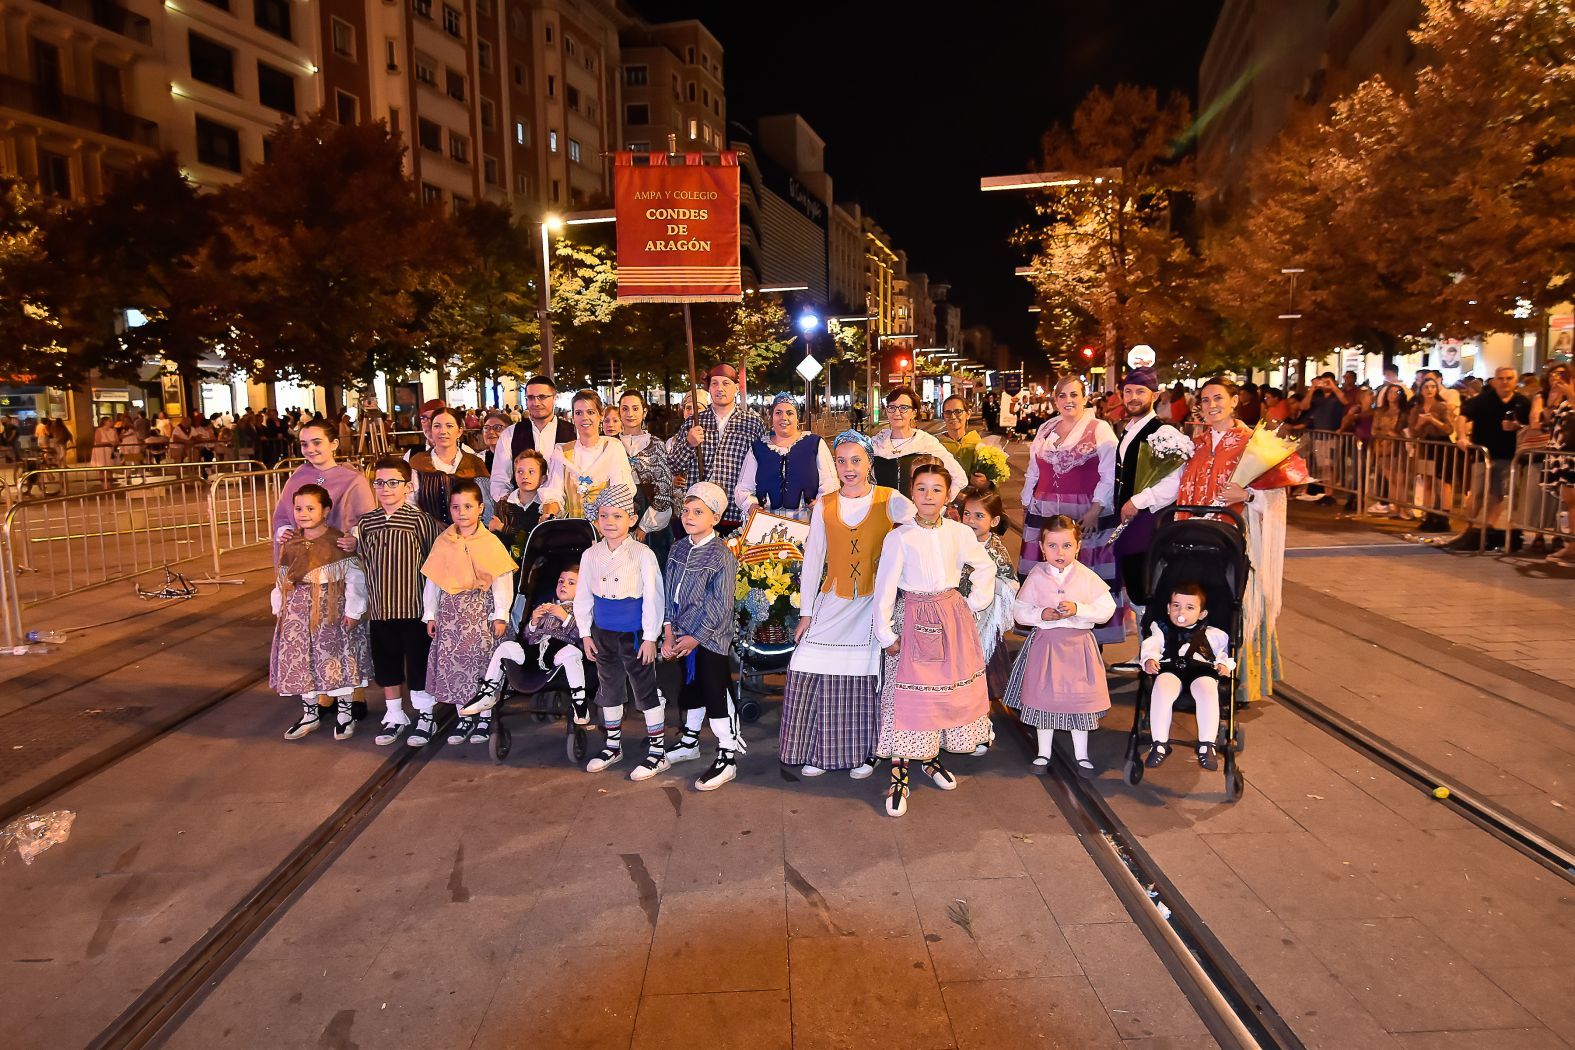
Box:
[461,565,588,720]
[1138,581,1236,771]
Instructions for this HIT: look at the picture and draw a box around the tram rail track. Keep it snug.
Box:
[1272,682,1575,883]
[86,721,451,1050]
[1001,712,1305,1050]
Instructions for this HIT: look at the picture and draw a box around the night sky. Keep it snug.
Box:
[638,1,1224,356]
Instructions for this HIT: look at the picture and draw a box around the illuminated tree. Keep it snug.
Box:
[1016,85,1213,380]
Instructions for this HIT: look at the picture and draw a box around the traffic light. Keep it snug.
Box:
[896,357,910,370]
[1080,346,1096,361]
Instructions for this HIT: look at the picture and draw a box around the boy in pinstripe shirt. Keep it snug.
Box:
[661,482,744,790]
[354,457,443,745]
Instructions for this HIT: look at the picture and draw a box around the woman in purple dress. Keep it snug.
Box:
[1018,375,1121,644]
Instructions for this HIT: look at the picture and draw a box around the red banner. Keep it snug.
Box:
[614,152,741,303]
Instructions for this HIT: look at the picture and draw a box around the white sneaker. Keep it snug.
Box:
[629,750,670,781]
[406,713,437,747]
[799,764,827,777]
[849,759,878,780]
[1365,502,1393,515]
[885,767,910,817]
[696,750,737,791]
[586,746,623,773]
[666,735,703,763]
[921,759,958,790]
[283,706,321,741]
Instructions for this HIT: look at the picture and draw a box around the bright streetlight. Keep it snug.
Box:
[797,311,821,335]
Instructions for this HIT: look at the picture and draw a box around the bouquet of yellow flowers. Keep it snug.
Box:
[729,537,803,644]
[972,443,1011,486]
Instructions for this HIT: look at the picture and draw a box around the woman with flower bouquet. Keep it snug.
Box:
[1175,376,1309,703]
[778,431,915,779]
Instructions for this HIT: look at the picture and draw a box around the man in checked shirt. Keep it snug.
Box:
[667,363,765,533]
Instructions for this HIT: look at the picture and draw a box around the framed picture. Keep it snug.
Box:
[740,507,810,550]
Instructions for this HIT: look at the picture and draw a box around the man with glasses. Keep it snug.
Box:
[668,363,765,530]
[870,387,966,497]
[936,394,985,485]
[490,375,574,501]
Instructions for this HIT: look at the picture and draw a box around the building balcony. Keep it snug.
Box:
[0,75,159,147]
[37,0,153,45]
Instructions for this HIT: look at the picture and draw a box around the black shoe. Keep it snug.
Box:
[1144,742,1171,768]
[407,713,438,747]
[447,715,478,745]
[1197,743,1219,771]
[467,715,492,744]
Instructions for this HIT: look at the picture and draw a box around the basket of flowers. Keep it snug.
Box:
[728,509,811,672]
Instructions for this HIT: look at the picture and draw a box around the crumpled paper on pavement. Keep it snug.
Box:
[0,810,75,865]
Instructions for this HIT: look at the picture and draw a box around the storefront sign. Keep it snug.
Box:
[614,152,742,303]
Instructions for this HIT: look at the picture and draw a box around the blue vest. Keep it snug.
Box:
[752,436,820,512]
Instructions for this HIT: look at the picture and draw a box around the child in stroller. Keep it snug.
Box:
[457,517,598,763]
[1138,581,1235,771]
[1121,506,1250,799]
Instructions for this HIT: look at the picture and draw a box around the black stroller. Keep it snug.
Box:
[490,517,599,765]
[1119,506,1250,801]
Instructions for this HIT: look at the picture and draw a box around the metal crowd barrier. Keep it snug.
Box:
[207,467,294,578]
[0,476,215,645]
[1507,446,1574,544]
[1363,435,1491,548]
[13,459,265,501]
[1299,429,1364,505]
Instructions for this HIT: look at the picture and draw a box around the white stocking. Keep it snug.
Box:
[643,706,666,733]
[684,707,705,733]
[600,704,625,730]
[483,641,526,682]
[553,645,586,691]
[1071,730,1090,763]
[1149,672,1182,744]
[1035,727,1055,759]
[1191,677,1221,749]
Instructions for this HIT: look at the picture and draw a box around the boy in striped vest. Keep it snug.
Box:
[352,457,442,745]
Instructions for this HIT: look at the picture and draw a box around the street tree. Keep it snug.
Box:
[220,112,457,389]
[40,155,237,397]
[1015,85,1211,379]
[430,201,540,398]
[0,178,76,386]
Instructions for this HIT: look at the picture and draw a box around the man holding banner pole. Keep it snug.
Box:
[669,362,763,532]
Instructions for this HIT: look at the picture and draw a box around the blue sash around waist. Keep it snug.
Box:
[593,595,643,633]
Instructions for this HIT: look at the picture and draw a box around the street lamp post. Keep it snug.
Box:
[538,214,564,378]
[1280,267,1305,389]
[798,310,821,426]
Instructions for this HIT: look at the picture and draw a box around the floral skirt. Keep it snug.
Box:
[270,582,371,697]
[875,593,992,761]
[426,588,501,706]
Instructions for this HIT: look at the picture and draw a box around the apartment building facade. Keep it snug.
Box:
[617,17,721,154]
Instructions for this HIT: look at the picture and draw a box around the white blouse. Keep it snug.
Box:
[733,433,837,515]
[1023,412,1118,510]
[798,487,914,620]
[871,517,994,648]
[572,536,664,642]
[1013,560,1116,631]
[540,436,636,509]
